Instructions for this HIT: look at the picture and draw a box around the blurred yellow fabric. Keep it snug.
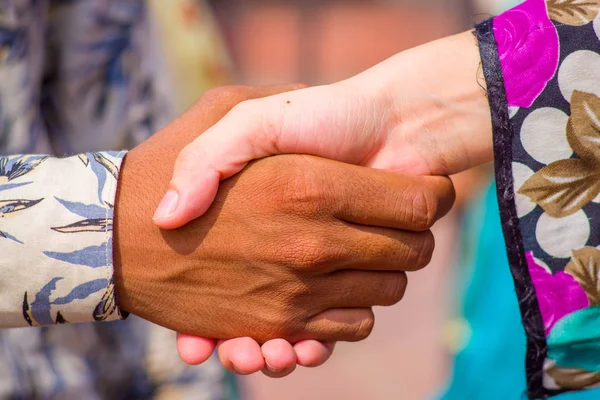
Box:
[148,0,233,112]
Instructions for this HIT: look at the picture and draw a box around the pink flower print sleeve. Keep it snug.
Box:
[493,0,559,107]
[526,251,589,334]
[475,0,600,397]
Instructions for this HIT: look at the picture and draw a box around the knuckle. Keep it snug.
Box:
[298,238,328,267]
[412,230,435,270]
[351,311,375,341]
[279,172,328,214]
[409,188,437,231]
[381,273,408,306]
[175,144,202,173]
[277,233,336,270]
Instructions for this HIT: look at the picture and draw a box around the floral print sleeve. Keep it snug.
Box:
[0,151,126,327]
[476,0,600,397]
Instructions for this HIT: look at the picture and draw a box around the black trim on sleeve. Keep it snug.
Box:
[474,19,548,400]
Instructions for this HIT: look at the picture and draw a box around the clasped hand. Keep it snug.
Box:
[131,30,493,378]
[114,85,454,377]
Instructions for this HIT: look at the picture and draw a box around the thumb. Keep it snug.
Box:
[176,333,217,365]
[152,99,275,229]
[153,83,368,229]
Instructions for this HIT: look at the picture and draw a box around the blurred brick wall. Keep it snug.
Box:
[212,0,466,85]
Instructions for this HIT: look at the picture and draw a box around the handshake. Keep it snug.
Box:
[115,85,455,376]
[116,31,492,377]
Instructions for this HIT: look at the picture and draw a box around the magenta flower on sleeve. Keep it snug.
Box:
[526,252,589,336]
[493,0,559,108]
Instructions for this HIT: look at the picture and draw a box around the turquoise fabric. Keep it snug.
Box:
[547,306,600,373]
[493,0,522,13]
[440,183,600,400]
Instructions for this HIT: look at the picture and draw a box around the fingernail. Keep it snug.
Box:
[153,190,179,220]
[265,361,283,373]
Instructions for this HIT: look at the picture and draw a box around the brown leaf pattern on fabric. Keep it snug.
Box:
[565,247,600,305]
[518,91,600,218]
[518,158,600,217]
[547,364,600,389]
[546,0,600,26]
[567,91,600,161]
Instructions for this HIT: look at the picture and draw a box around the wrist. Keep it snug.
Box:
[112,130,188,317]
[349,30,493,176]
[112,152,143,316]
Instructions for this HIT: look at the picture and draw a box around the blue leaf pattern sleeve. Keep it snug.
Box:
[0,0,235,397]
[0,151,126,327]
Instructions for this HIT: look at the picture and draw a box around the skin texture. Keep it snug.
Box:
[113,85,455,375]
[117,152,454,339]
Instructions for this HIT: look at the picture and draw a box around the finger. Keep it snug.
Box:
[303,308,375,343]
[317,271,408,308]
[153,84,309,229]
[260,339,297,378]
[154,100,280,229]
[217,337,265,374]
[293,340,335,367]
[176,333,217,365]
[321,164,455,231]
[315,223,435,272]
